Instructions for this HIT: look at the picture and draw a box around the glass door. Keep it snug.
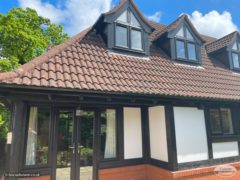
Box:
[55,110,75,180]
[77,110,95,180]
[54,109,96,180]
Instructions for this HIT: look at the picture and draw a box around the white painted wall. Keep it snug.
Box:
[123,107,143,159]
[213,142,239,159]
[148,106,168,162]
[174,107,209,163]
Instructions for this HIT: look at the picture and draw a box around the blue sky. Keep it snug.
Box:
[0,0,239,38]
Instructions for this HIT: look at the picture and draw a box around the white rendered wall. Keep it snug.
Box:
[174,107,209,163]
[212,142,239,159]
[123,107,143,159]
[148,106,168,162]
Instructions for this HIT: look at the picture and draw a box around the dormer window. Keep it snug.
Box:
[205,31,240,71]
[175,26,197,62]
[231,42,240,69]
[154,16,204,65]
[114,10,143,51]
[101,0,153,55]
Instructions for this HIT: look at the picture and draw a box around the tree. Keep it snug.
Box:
[0,7,68,72]
[0,103,9,143]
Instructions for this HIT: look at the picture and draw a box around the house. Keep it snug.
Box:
[1,0,240,179]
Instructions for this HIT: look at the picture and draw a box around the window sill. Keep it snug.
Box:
[232,67,240,72]
[173,58,200,65]
[211,134,239,142]
[112,46,146,56]
[22,164,51,170]
[100,158,119,162]
[114,46,145,53]
[20,166,51,176]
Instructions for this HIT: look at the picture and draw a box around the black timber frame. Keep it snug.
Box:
[2,86,240,179]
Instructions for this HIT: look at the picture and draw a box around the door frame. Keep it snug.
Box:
[76,108,99,180]
[51,107,99,180]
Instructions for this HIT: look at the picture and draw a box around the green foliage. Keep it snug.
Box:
[0,57,19,72]
[0,7,68,72]
[80,147,93,164]
[0,8,68,141]
[37,146,48,165]
[0,103,10,143]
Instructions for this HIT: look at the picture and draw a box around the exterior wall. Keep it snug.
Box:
[99,165,147,180]
[148,106,168,162]
[99,163,240,180]
[173,107,209,163]
[212,141,239,159]
[123,107,143,159]
[5,99,240,180]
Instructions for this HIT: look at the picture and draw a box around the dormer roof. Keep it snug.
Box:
[104,0,153,29]
[152,14,205,43]
[206,31,240,53]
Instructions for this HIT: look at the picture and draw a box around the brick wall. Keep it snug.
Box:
[18,176,50,180]
[15,162,240,180]
[99,162,240,180]
[99,165,147,180]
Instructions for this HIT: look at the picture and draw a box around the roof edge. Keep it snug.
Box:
[205,31,240,53]
[206,31,239,47]
[0,83,240,103]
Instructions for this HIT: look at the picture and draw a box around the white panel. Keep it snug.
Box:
[124,107,142,159]
[174,107,209,163]
[149,106,168,162]
[213,142,239,159]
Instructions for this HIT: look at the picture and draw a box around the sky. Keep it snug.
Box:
[0,0,239,38]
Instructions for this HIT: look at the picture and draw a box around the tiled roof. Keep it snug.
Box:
[1,16,240,101]
[206,31,239,53]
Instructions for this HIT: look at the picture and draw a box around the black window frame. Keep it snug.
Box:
[22,105,52,169]
[174,25,199,63]
[130,27,143,51]
[187,42,197,61]
[115,24,129,49]
[176,39,186,59]
[231,42,240,70]
[114,9,144,53]
[208,107,235,136]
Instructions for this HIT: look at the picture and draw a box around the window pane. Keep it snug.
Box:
[130,12,140,27]
[115,26,127,47]
[186,28,194,40]
[232,42,238,50]
[131,29,142,50]
[232,53,239,68]
[25,107,50,165]
[176,40,186,59]
[176,27,184,37]
[187,43,196,60]
[117,10,127,23]
[100,109,117,159]
[209,109,222,134]
[220,108,234,134]
[56,111,73,180]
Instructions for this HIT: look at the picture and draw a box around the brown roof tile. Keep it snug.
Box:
[1,17,240,101]
[206,31,239,53]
